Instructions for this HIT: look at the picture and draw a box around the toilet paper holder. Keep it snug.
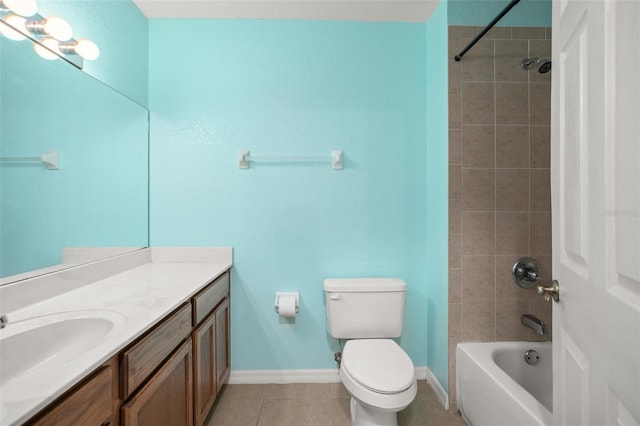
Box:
[274,292,300,314]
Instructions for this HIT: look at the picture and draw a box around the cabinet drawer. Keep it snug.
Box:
[122,303,192,398]
[193,271,229,326]
[30,365,112,426]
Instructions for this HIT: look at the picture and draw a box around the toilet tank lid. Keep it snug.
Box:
[323,278,406,292]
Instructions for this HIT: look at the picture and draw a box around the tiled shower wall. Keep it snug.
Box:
[447,26,553,411]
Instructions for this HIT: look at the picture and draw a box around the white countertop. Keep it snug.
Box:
[0,249,231,426]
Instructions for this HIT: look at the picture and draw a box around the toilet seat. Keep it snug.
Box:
[342,339,415,394]
[339,339,417,412]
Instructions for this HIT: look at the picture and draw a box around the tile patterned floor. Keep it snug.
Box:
[205,380,466,426]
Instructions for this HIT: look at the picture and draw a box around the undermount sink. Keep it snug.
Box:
[0,310,126,387]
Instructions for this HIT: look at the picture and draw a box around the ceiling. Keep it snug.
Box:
[132,0,441,22]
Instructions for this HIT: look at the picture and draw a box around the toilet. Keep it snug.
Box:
[324,278,417,426]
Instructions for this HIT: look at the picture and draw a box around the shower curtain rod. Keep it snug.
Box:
[454,0,521,61]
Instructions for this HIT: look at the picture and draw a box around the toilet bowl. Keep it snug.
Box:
[340,339,417,426]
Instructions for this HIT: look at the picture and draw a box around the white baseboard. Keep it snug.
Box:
[423,367,449,410]
[229,369,340,384]
[229,366,434,385]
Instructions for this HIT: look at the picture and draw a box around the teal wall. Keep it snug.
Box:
[449,0,551,26]
[149,18,450,373]
[425,0,450,392]
[37,0,149,106]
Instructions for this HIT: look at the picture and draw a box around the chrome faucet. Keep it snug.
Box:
[521,314,546,335]
[0,314,8,329]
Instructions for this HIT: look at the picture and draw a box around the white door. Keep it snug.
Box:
[551,0,640,424]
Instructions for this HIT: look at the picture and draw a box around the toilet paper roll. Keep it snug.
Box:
[278,296,297,317]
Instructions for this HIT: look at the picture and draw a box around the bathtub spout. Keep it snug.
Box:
[521,314,546,335]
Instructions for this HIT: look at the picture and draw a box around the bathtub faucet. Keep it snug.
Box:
[521,314,546,335]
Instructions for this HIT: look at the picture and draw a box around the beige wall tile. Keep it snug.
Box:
[447,25,553,359]
[484,26,512,40]
[449,268,462,303]
[530,212,552,255]
[496,211,530,254]
[536,255,553,282]
[496,83,529,124]
[462,255,496,298]
[512,27,546,40]
[450,198,462,234]
[461,298,496,341]
[449,303,462,338]
[460,39,494,82]
[530,168,551,211]
[449,129,462,165]
[449,94,461,129]
[461,82,495,125]
[450,164,461,199]
[496,298,530,340]
[462,168,495,212]
[530,83,551,125]
[449,59,461,94]
[496,255,533,298]
[496,169,530,211]
[462,212,495,255]
[530,126,551,168]
[495,39,528,83]
[450,233,461,268]
[496,125,530,168]
[461,125,495,168]
[450,26,481,40]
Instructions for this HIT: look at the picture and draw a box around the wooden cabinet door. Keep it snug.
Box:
[214,298,230,394]
[29,365,113,426]
[122,340,193,426]
[193,312,216,426]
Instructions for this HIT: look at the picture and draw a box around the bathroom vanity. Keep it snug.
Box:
[0,248,232,426]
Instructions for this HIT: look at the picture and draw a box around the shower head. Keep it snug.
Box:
[521,57,552,74]
[537,59,551,74]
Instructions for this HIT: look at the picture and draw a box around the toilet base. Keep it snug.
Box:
[350,397,398,426]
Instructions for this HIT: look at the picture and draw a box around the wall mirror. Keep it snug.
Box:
[0,27,149,284]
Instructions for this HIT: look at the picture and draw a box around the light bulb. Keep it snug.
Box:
[0,14,27,40]
[33,36,60,60]
[75,38,99,60]
[0,0,38,17]
[43,16,71,41]
[59,38,99,60]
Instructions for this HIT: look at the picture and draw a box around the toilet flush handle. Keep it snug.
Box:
[329,293,341,300]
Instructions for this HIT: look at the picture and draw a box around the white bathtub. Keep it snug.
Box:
[457,341,553,426]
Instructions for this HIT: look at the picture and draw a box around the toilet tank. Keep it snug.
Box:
[323,278,406,339]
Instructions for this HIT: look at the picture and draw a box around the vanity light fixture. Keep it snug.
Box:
[25,16,71,41]
[58,38,99,60]
[0,8,100,68]
[0,13,27,40]
[0,0,37,17]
